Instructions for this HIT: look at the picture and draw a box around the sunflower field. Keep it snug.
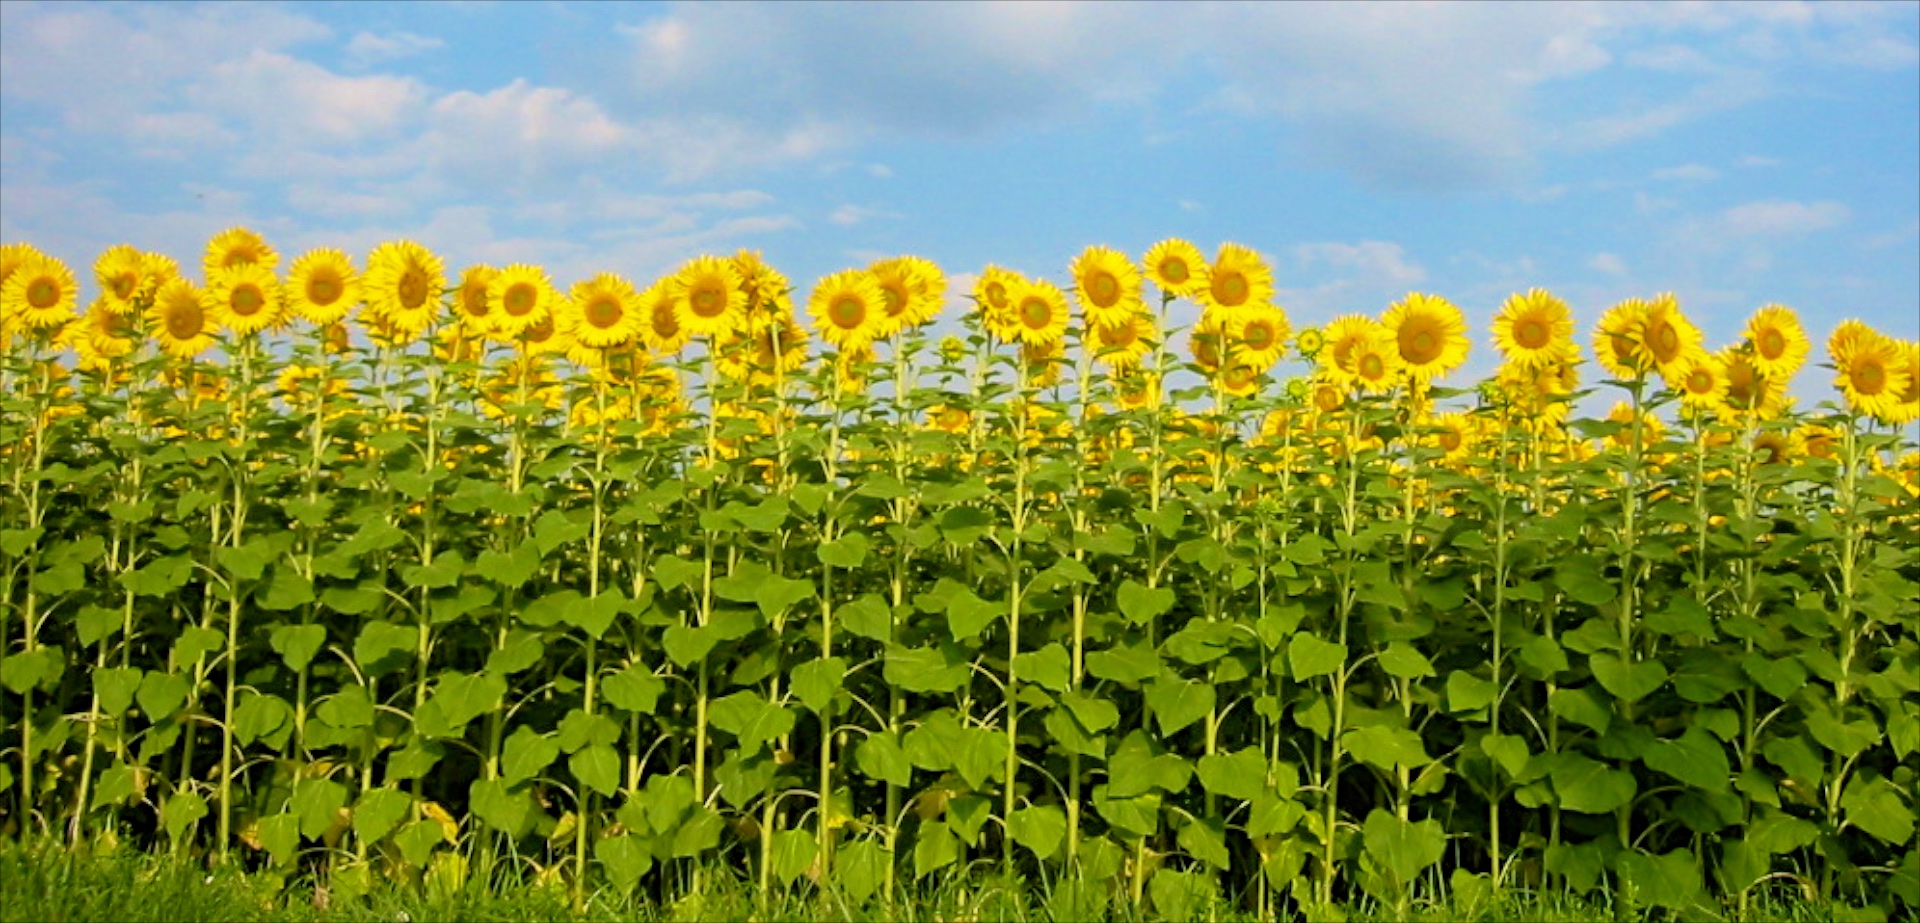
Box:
[1,232,1916,920]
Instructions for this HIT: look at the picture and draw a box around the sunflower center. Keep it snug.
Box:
[983,281,1008,309]
[1160,258,1189,285]
[1243,321,1275,351]
[1686,369,1713,394]
[1019,296,1052,330]
[111,274,137,300]
[1359,352,1386,379]
[1853,361,1886,394]
[505,283,537,317]
[231,284,264,317]
[586,296,623,329]
[165,303,202,340]
[462,286,490,317]
[1402,326,1439,365]
[1651,322,1679,358]
[308,275,341,306]
[1758,328,1786,360]
[1438,429,1463,452]
[1313,386,1342,413]
[880,284,907,318]
[27,278,59,309]
[1516,318,1549,350]
[1100,323,1138,349]
[829,295,866,330]
[1211,270,1248,307]
[1087,271,1119,308]
[691,285,727,318]
[398,270,428,310]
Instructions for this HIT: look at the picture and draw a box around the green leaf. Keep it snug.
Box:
[232,692,292,746]
[883,643,970,694]
[162,792,208,844]
[215,539,275,583]
[602,665,666,715]
[836,839,888,904]
[1554,556,1617,607]
[532,508,589,555]
[269,624,327,671]
[661,624,717,668]
[469,778,532,837]
[1196,747,1268,802]
[564,589,625,640]
[816,532,869,568]
[753,575,814,620]
[353,621,417,677]
[475,542,541,590]
[854,731,913,788]
[1549,685,1613,734]
[172,626,223,665]
[316,684,374,730]
[769,829,819,886]
[571,743,621,797]
[1378,642,1435,679]
[915,820,960,878]
[557,708,623,753]
[1615,847,1709,912]
[0,646,62,695]
[1013,643,1070,694]
[135,670,192,721]
[1092,785,1162,839]
[1842,775,1916,845]
[1144,674,1216,737]
[708,690,794,753]
[1742,653,1807,702]
[258,567,315,610]
[394,819,445,868]
[1343,725,1432,771]
[943,583,1001,642]
[1287,633,1346,681]
[1479,733,1531,778]
[352,787,412,844]
[1008,805,1068,860]
[93,667,142,718]
[258,812,300,867]
[596,834,654,893]
[1117,579,1176,625]
[1061,690,1120,734]
[791,656,847,713]
[838,594,894,643]
[502,727,560,786]
[1588,652,1667,704]
[1642,727,1730,794]
[649,555,704,593]
[1179,816,1232,870]
[1551,753,1637,814]
[1362,808,1446,886]
[1281,534,1330,566]
[1518,634,1569,676]
[292,777,347,840]
[1086,638,1161,685]
[1445,671,1497,713]
[486,629,546,677]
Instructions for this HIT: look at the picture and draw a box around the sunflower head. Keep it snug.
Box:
[1229,305,1292,372]
[456,264,500,334]
[973,264,1027,343]
[866,256,945,338]
[95,245,151,314]
[487,264,559,344]
[1741,304,1809,381]
[203,262,286,338]
[1349,335,1405,394]
[1293,326,1326,360]
[363,240,446,344]
[638,278,690,354]
[1143,238,1207,299]
[1829,321,1912,423]
[1200,243,1275,317]
[1089,307,1156,370]
[1492,288,1574,368]
[567,273,643,350]
[147,278,216,358]
[203,227,279,279]
[673,255,747,339]
[1594,298,1652,380]
[1674,353,1729,421]
[1384,292,1469,383]
[1320,314,1389,385]
[732,250,794,320]
[2,250,79,336]
[808,269,885,350]
[1640,293,1704,386]
[1071,245,1143,331]
[288,248,360,327]
[1009,278,1069,348]
[1718,346,1787,422]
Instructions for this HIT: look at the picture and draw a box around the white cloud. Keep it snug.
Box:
[829,205,892,227]
[1589,252,1629,275]
[1294,241,1428,287]
[1719,200,1851,237]
[344,30,445,68]
[1652,164,1720,182]
[188,51,430,147]
[1737,154,1780,168]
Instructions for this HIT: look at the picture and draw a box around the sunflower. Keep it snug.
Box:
[1349,335,1404,394]
[637,278,690,355]
[363,240,445,343]
[1143,238,1207,299]
[286,248,360,327]
[1382,292,1469,383]
[147,278,217,357]
[95,245,150,315]
[732,250,794,321]
[1639,294,1704,386]
[1740,304,1809,381]
[1320,314,1389,385]
[1010,278,1070,348]
[203,262,285,337]
[1718,346,1787,422]
[1088,306,1156,370]
[143,252,181,297]
[1022,338,1066,389]
[1674,353,1729,421]
[519,312,576,358]
[202,227,279,278]
[973,264,1026,342]
[2,250,79,337]
[567,273,643,350]
[1188,311,1226,372]
[1424,412,1477,465]
[1830,323,1911,423]
[487,264,560,343]
[672,255,746,339]
[1602,401,1665,453]
[1216,361,1262,398]
[1199,242,1275,318]
[1492,288,1573,368]
[1751,427,1803,467]
[717,310,810,383]
[1796,422,1841,460]
[833,342,877,394]
[454,264,499,335]
[1228,305,1291,372]
[808,269,885,350]
[1070,245,1144,332]
[867,256,945,338]
[0,242,44,290]
[1594,298,1651,380]
[1293,326,1325,362]
[1891,339,1920,425]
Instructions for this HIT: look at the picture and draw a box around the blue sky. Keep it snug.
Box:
[3,0,1916,401]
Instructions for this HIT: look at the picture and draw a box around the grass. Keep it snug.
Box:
[0,838,1890,923]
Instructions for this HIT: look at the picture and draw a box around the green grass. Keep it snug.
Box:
[0,839,1890,923]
